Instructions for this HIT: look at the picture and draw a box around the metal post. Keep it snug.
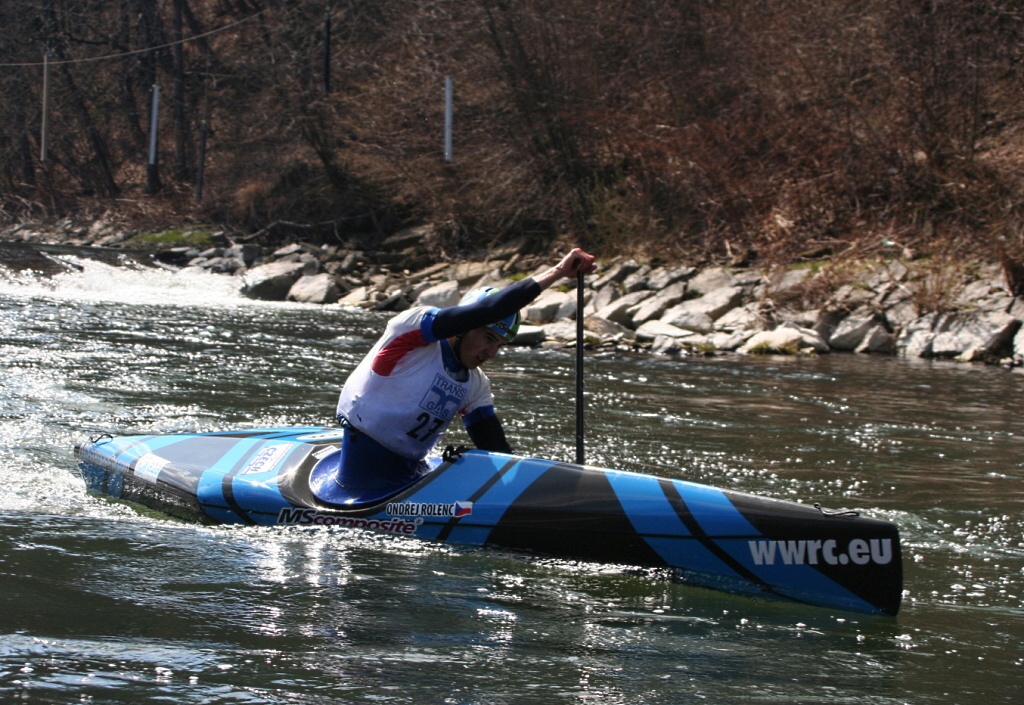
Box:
[146,84,161,193]
[444,75,453,162]
[148,84,160,165]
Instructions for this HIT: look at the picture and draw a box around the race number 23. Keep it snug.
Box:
[407,413,444,442]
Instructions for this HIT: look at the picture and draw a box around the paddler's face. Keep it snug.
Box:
[457,327,505,369]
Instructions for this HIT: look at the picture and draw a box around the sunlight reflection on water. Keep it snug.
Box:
[2,258,1024,703]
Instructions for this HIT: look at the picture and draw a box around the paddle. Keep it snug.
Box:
[575,268,585,465]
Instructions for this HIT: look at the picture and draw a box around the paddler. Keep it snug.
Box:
[330,247,596,500]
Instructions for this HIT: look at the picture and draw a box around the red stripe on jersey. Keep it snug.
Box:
[371,329,428,376]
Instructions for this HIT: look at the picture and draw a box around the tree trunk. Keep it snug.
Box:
[171,0,192,181]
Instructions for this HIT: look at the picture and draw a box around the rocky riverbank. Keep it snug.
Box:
[4,220,1024,368]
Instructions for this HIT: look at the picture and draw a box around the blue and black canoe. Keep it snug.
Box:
[73,426,903,615]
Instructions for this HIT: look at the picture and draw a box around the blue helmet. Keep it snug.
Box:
[458,286,521,343]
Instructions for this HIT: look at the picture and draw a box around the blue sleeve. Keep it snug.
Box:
[419,307,442,343]
[430,278,541,340]
[463,406,512,453]
[463,405,497,427]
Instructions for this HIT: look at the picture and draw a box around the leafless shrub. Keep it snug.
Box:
[1,0,1024,271]
[908,256,972,316]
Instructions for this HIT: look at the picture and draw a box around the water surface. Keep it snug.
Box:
[1,257,1022,703]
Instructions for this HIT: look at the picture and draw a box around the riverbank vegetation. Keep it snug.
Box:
[2,1,1024,284]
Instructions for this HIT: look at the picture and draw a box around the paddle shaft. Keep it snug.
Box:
[575,270,585,464]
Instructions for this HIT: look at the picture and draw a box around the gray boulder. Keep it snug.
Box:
[855,325,896,354]
[646,266,696,291]
[687,266,736,295]
[630,281,687,325]
[662,308,714,333]
[585,283,620,316]
[287,273,340,304]
[585,316,634,342]
[829,308,887,351]
[240,260,308,300]
[594,290,654,327]
[225,243,261,267]
[622,265,653,293]
[524,288,577,324]
[651,335,685,354]
[882,295,918,330]
[415,280,462,308]
[715,302,768,334]
[896,313,943,357]
[739,323,829,354]
[592,259,642,288]
[758,266,812,299]
[374,288,411,312]
[635,320,695,342]
[930,311,1021,359]
[338,285,372,308]
[708,329,757,351]
[273,242,321,258]
[196,256,244,274]
[511,324,546,346]
[661,285,744,331]
[540,319,582,343]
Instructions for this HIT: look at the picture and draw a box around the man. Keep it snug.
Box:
[319,248,596,504]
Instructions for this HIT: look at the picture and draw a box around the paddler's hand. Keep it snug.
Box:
[536,248,597,289]
[556,248,597,278]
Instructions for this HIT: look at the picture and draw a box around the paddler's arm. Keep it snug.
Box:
[430,248,597,340]
[531,247,597,290]
[464,409,512,454]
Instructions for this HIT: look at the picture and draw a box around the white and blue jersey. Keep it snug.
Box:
[336,306,496,460]
[331,277,541,497]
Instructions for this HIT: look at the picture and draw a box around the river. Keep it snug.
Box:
[1,255,1022,704]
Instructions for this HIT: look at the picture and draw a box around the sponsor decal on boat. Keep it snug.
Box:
[239,443,291,475]
[276,507,423,535]
[384,501,473,518]
[748,538,894,566]
[133,453,168,482]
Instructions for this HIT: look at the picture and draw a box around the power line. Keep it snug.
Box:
[0,9,266,68]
